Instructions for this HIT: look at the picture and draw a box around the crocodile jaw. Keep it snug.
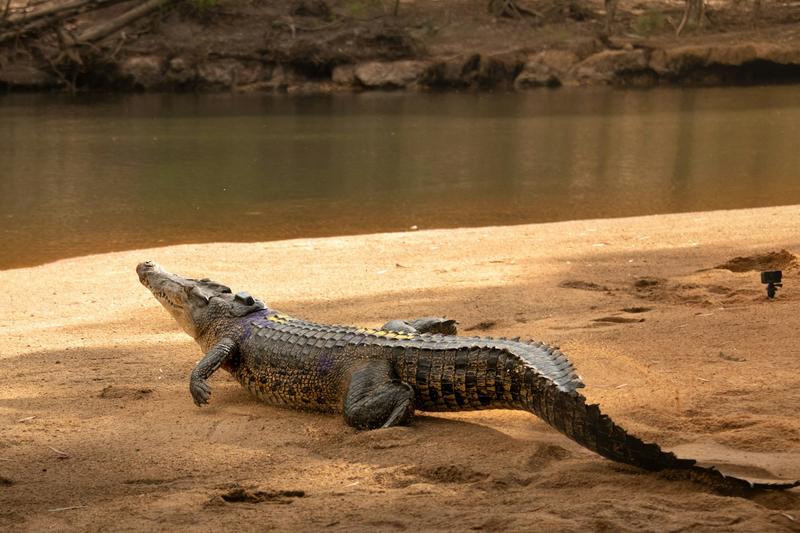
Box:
[137,261,203,338]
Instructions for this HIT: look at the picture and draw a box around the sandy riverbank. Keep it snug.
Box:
[1,205,799,531]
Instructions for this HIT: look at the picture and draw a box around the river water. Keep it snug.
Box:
[2,87,800,269]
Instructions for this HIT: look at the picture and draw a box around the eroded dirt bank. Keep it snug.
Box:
[3,0,800,92]
[1,206,799,531]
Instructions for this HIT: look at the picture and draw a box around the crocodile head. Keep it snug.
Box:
[136,261,265,341]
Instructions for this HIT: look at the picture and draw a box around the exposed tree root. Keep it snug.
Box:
[1,0,175,92]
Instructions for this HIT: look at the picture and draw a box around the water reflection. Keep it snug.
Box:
[1,87,799,269]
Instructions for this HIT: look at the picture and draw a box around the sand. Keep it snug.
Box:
[1,205,799,532]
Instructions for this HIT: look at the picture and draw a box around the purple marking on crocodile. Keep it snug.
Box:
[317,353,335,375]
[239,308,272,342]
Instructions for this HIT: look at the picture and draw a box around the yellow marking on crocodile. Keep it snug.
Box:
[267,313,292,324]
[357,328,414,340]
[264,315,413,340]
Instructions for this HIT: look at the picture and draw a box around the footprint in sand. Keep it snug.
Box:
[621,306,651,313]
[210,485,305,504]
[366,521,407,530]
[376,463,487,489]
[559,280,612,292]
[97,385,153,400]
[464,320,497,331]
[526,443,572,469]
[633,277,664,289]
[592,316,645,325]
[408,464,488,484]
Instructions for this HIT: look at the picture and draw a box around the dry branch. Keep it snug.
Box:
[0,0,128,44]
[5,0,104,25]
[676,0,705,35]
[0,15,50,42]
[76,0,170,43]
[47,445,69,457]
[488,0,539,20]
[48,505,86,512]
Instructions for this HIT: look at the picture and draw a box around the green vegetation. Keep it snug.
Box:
[192,0,218,11]
[630,10,668,35]
[344,0,383,17]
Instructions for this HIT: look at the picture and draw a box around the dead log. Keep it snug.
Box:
[4,0,101,25]
[0,0,128,44]
[75,0,171,43]
[487,0,539,21]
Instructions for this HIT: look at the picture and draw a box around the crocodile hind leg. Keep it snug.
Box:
[343,360,415,429]
[382,317,458,335]
[189,337,237,407]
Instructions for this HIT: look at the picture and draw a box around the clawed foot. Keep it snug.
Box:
[382,317,458,336]
[381,397,415,428]
[190,378,211,406]
[409,317,457,335]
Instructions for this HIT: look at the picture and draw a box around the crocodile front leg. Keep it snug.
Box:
[189,337,237,407]
[343,360,415,429]
[381,317,458,335]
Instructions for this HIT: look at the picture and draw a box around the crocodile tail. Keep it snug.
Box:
[527,375,800,493]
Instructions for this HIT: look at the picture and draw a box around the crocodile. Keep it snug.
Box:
[136,261,799,493]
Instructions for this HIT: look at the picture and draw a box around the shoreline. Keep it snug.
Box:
[4,202,800,272]
[5,39,800,93]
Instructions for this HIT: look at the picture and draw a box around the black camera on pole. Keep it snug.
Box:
[761,270,782,299]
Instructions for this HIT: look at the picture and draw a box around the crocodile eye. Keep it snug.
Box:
[189,286,210,305]
[235,292,255,306]
[206,282,231,293]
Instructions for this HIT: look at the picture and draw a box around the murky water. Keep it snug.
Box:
[2,87,800,269]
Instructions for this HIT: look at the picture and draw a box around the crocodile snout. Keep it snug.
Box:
[136,261,158,283]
